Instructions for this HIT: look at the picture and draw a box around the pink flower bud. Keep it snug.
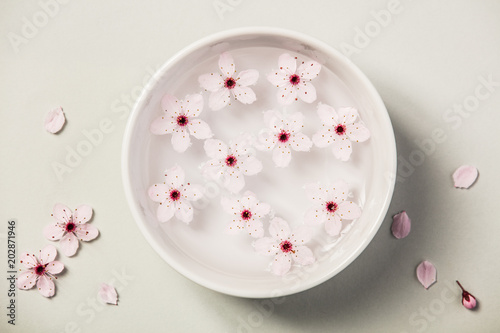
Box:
[456,281,477,310]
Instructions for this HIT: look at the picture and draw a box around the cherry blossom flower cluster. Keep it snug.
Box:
[148,52,370,276]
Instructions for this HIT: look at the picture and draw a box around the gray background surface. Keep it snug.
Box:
[1,0,499,332]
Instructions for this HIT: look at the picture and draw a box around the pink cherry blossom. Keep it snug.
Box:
[267,53,321,105]
[44,106,66,134]
[199,52,259,110]
[253,217,315,276]
[312,104,370,161]
[150,93,212,152]
[148,165,203,224]
[257,110,312,168]
[456,281,477,310]
[201,136,262,193]
[43,204,99,257]
[17,245,64,297]
[221,191,271,238]
[304,181,361,236]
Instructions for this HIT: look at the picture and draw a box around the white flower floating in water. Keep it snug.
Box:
[43,204,99,257]
[150,93,213,152]
[201,136,262,193]
[253,217,315,276]
[148,165,203,224]
[17,245,64,298]
[199,52,259,111]
[267,53,321,105]
[312,104,370,161]
[221,191,271,238]
[304,180,361,236]
[257,110,312,168]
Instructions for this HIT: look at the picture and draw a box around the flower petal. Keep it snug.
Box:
[329,180,350,202]
[182,183,203,202]
[161,94,180,114]
[453,165,479,189]
[188,119,213,139]
[292,246,315,266]
[44,107,65,134]
[325,214,342,236]
[271,252,292,276]
[246,219,264,238]
[157,201,175,222]
[236,69,259,86]
[204,139,228,160]
[252,201,271,218]
[337,107,359,125]
[304,206,327,226]
[331,136,353,161]
[198,73,224,92]
[74,223,99,242]
[150,116,177,135]
[277,86,297,105]
[43,223,65,241]
[272,144,292,168]
[337,201,362,220]
[287,111,305,133]
[290,225,313,244]
[269,217,291,241]
[297,82,317,103]
[391,211,411,239]
[164,165,185,188]
[266,71,289,88]
[238,155,262,176]
[37,275,55,297]
[416,261,437,289]
[73,204,93,224]
[39,245,57,264]
[171,129,191,152]
[232,86,256,104]
[53,203,72,224]
[304,183,328,203]
[46,260,64,275]
[17,270,37,290]
[297,60,321,80]
[98,283,118,305]
[257,128,277,151]
[253,237,278,255]
[148,183,170,203]
[317,103,338,127]
[220,196,240,215]
[290,132,312,152]
[226,219,245,234]
[222,168,245,193]
[219,52,236,78]
[312,128,335,148]
[60,232,79,257]
[182,93,204,118]
[346,123,370,143]
[19,252,38,269]
[278,53,297,75]
[209,88,231,111]
[174,200,194,224]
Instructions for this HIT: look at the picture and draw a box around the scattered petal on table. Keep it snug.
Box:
[416,261,437,289]
[98,283,118,305]
[391,211,411,239]
[453,165,478,189]
[44,107,66,134]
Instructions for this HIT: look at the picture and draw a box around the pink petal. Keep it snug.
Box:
[416,261,437,289]
[209,88,231,110]
[297,61,321,80]
[297,82,317,103]
[331,136,353,161]
[198,73,224,92]
[391,211,411,239]
[287,112,305,133]
[17,270,37,290]
[278,53,297,75]
[182,93,204,118]
[157,201,175,222]
[98,283,118,305]
[277,86,297,105]
[291,245,315,265]
[303,183,328,203]
[218,52,236,78]
[187,119,212,139]
[317,103,338,127]
[230,134,253,156]
[171,129,191,152]
[19,252,38,269]
[52,203,72,224]
[304,206,327,226]
[266,71,289,88]
[329,180,350,202]
[174,200,194,224]
[236,69,259,86]
[161,94,180,114]
[44,107,66,134]
[271,252,292,276]
[222,168,245,193]
[240,193,258,209]
[253,237,278,255]
[453,165,479,189]
[272,144,292,167]
[37,275,55,297]
[257,129,277,151]
[164,165,185,188]
[220,196,240,215]
[74,223,99,241]
[150,116,177,135]
[337,107,359,125]
[290,132,312,152]
[238,155,263,176]
[246,219,264,238]
[181,183,203,202]
[290,225,313,244]
[269,217,291,241]
[73,204,93,224]
[346,123,370,142]
[312,128,335,148]
[251,201,271,218]
[204,139,228,160]
[43,223,65,241]
[60,232,79,257]
[45,260,64,275]
[325,215,342,236]
[337,201,362,220]
[148,183,169,203]
[39,245,57,264]
[226,219,245,234]
[231,86,256,104]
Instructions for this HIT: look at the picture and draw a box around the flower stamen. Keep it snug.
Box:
[325,201,338,214]
[170,189,181,201]
[335,124,346,135]
[224,77,236,89]
[278,130,290,143]
[289,74,300,86]
[176,115,188,127]
[280,240,294,253]
[225,155,237,167]
[241,209,252,221]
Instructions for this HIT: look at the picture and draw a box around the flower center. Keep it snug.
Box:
[289,74,300,86]
[224,77,236,89]
[335,124,346,135]
[280,240,294,253]
[278,130,290,143]
[65,222,76,233]
[225,155,237,167]
[176,115,188,127]
[170,189,181,201]
[35,264,46,276]
[325,201,338,214]
[241,209,252,221]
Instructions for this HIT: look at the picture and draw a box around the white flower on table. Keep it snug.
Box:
[257,110,312,167]
[267,53,321,105]
[199,52,259,111]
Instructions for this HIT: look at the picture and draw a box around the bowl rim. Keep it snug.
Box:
[122,26,397,298]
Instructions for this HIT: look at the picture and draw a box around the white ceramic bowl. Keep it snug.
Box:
[122,27,397,298]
